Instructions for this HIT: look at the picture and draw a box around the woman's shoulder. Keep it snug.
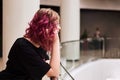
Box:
[15,37,36,49]
[14,37,30,47]
[15,37,26,44]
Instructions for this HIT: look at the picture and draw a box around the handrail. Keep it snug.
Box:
[60,62,75,80]
[61,40,80,44]
[50,77,58,80]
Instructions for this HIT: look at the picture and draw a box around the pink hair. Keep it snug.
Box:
[24,8,60,51]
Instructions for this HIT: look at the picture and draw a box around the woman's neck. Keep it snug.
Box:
[24,37,40,48]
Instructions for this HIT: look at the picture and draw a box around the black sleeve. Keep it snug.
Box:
[38,47,49,60]
[17,43,51,80]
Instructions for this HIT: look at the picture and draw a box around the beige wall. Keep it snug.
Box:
[41,0,120,11]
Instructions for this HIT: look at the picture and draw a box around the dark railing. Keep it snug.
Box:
[61,40,80,45]
[50,77,58,80]
[60,62,75,80]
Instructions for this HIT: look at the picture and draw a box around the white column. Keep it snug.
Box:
[60,0,80,60]
[2,0,39,70]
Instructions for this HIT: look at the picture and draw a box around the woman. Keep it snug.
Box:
[0,8,60,80]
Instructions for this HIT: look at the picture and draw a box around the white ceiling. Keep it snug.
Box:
[40,0,120,11]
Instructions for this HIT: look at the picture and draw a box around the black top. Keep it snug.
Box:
[0,37,51,80]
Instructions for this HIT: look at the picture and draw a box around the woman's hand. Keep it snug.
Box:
[53,25,61,42]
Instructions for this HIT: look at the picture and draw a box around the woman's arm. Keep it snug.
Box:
[46,33,60,77]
